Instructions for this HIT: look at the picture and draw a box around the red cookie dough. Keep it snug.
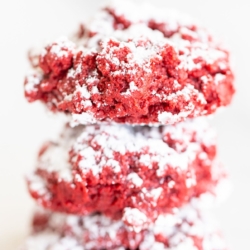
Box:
[20,201,227,250]
[24,1,234,125]
[27,119,226,230]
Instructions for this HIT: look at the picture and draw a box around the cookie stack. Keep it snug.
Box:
[21,1,235,249]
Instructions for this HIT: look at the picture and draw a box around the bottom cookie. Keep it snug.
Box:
[20,199,227,250]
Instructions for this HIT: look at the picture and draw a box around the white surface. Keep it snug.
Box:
[0,0,249,249]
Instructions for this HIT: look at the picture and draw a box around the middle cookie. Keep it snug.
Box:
[27,118,226,230]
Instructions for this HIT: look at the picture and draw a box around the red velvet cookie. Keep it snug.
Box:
[24,1,234,125]
[20,200,227,250]
[27,119,226,230]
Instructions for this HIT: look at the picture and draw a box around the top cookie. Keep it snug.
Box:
[24,0,235,125]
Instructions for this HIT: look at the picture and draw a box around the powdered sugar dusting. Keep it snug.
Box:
[71,113,97,126]
[25,74,42,93]
[38,143,73,182]
[69,119,212,176]
[123,207,148,232]
[28,174,48,197]
[127,173,143,187]
[49,37,75,58]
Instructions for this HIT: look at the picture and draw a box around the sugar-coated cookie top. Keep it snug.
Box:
[24,0,235,125]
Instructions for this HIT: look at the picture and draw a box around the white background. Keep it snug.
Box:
[0,0,249,249]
